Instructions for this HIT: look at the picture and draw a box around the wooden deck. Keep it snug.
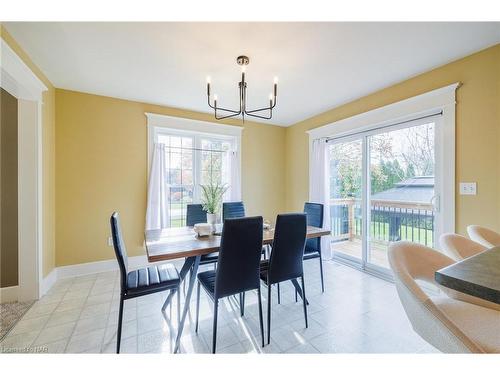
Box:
[331,238,390,268]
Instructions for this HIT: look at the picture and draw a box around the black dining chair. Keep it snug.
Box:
[222,201,271,261]
[186,203,207,226]
[222,201,245,221]
[195,216,265,353]
[260,213,308,344]
[186,204,218,267]
[110,212,181,353]
[303,202,325,293]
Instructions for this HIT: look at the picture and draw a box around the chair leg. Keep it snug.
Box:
[319,253,325,293]
[267,284,272,345]
[300,276,308,328]
[177,287,181,326]
[257,287,265,348]
[295,288,298,303]
[277,283,281,304]
[240,292,245,317]
[116,296,124,354]
[169,294,173,317]
[212,299,219,354]
[195,281,201,333]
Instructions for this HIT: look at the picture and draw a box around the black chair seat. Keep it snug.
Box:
[126,263,180,296]
[197,270,217,299]
[303,248,320,260]
[200,252,219,265]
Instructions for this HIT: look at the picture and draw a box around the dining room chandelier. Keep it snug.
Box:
[207,55,278,122]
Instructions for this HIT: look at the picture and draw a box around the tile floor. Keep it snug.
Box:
[0,260,439,354]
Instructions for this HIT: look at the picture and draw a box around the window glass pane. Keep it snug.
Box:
[169,169,181,185]
[201,170,211,185]
[170,136,181,148]
[170,152,181,169]
[210,153,223,171]
[367,122,435,268]
[201,151,212,169]
[169,187,182,203]
[158,135,170,145]
[201,139,210,150]
[182,169,193,185]
[182,152,192,169]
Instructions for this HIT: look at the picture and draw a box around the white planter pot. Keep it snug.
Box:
[206,213,218,225]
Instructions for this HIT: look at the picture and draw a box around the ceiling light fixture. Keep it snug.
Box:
[207,55,277,122]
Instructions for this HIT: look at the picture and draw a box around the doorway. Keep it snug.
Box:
[1,39,47,301]
[329,116,440,276]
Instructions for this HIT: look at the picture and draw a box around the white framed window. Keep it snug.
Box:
[145,114,242,229]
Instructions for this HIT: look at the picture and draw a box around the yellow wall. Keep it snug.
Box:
[55,90,286,266]
[1,25,56,277]
[285,44,500,235]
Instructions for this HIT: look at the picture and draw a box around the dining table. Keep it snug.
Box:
[145,224,331,353]
[435,246,500,305]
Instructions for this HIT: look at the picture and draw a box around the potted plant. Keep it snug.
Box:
[200,181,229,226]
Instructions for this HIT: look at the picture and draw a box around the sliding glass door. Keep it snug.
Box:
[329,138,363,262]
[329,117,438,275]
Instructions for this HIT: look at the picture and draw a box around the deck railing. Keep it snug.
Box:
[330,198,434,247]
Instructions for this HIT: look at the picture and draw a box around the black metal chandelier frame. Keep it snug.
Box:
[207,55,277,122]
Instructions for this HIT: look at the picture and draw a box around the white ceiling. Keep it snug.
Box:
[4,22,500,126]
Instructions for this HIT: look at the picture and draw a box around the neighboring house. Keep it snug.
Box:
[371,176,434,204]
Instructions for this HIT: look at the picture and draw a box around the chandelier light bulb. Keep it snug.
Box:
[269,93,273,100]
[241,66,246,73]
[214,94,218,101]
[206,76,211,84]
[274,77,278,84]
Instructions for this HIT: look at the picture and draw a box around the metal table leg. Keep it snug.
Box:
[173,255,201,353]
[291,278,309,305]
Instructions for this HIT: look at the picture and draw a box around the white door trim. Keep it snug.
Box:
[1,39,48,301]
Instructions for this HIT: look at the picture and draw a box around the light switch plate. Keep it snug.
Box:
[459,182,477,195]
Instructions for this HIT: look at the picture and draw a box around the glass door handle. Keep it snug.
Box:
[430,195,440,213]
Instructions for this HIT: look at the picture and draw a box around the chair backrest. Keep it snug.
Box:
[304,202,323,253]
[439,233,487,261]
[222,201,245,221]
[267,213,307,284]
[110,212,129,292]
[467,225,500,248]
[186,204,207,226]
[214,216,263,299]
[388,241,487,353]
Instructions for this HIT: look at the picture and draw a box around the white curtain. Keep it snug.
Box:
[145,143,170,230]
[223,149,241,201]
[310,138,332,259]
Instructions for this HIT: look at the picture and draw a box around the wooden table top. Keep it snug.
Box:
[145,225,330,262]
[435,246,500,304]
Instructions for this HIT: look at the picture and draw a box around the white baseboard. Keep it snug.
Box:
[0,285,19,303]
[38,255,186,296]
[41,268,58,296]
[56,255,147,279]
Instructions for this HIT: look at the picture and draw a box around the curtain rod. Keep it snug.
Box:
[325,110,443,143]
[157,145,230,153]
